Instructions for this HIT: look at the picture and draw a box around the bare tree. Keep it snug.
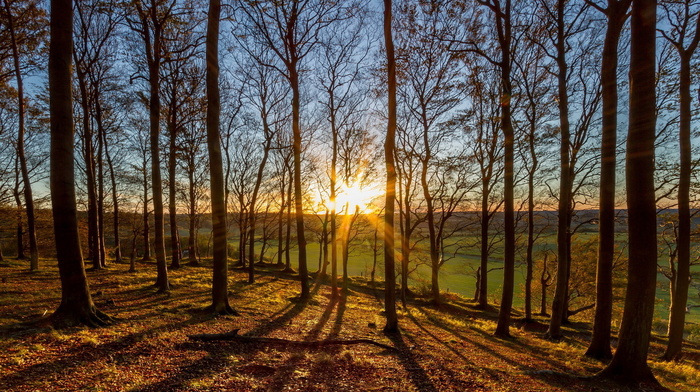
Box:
[1,0,46,270]
[657,0,700,361]
[48,0,111,327]
[585,0,632,360]
[383,0,399,333]
[128,0,177,291]
[598,0,660,385]
[237,0,350,299]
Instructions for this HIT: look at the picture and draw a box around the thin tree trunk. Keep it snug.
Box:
[494,0,515,338]
[103,121,122,263]
[188,169,198,266]
[4,0,38,270]
[547,0,572,340]
[479,179,490,309]
[539,253,551,316]
[168,118,181,269]
[76,68,100,270]
[96,100,106,268]
[289,64,309,299]
[664,24,699,359]
[383,0,399,333]
[142,169,151,261]
[587,0,629,360]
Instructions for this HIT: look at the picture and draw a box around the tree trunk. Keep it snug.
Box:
[103,120,122,263]
[75,65,101,270]
[289,63,309,299]
[14,186,25,260]
[494,0,515,338]
[539,254,550,316]
[330,109,339,294]
[420,121,439,305]
[142,170,151,261]
[4,0,38,270]
[547,0,572,340]
[188,169,198,265]
[149,52,168,292]
[664,41,698,361]
[598,0,659,384]
[285,168,293,272]
[168,119,181,269]
[479,178,490,309]
[586,0,629,360]
[205,0,235,314]
[49,0,110,327]
[247,125,272,284]
[96,99,106,268]
[383,0,399,333]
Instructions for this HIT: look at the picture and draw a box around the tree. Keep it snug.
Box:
[542,0,603,339]
[466,0,516,338]
[383,0,399,333]
[1,0,46,271]
[461,60,505,309]
[49,0,111,327]
[395,0,464,305]
[73,0,122,270]
[585,0,632,360]
[512,20,556,321]
[315,9,369,294]
[598,0,660,384]
[128,0,175,291]
[204,0,235,315]
[658,0,700,361]
[237,0,349,299]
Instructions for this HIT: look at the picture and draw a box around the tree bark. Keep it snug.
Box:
[383,0,399,333]
[168,119,181,269]
[103,122,122,263]
[494,0,515,339]
[586,0,630,360]
[598,0,659,385]
[547,0,572,340]
[3,0,39,271]
[664,11,700,359]
[49,0,110,327]
[205,0,235,315]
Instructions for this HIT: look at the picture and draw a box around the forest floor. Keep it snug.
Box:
[0,259,699,392]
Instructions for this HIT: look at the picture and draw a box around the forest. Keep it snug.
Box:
[1,0,700,391]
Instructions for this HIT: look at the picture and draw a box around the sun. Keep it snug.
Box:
[336,182,381,214]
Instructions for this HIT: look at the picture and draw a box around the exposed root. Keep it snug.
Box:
[204,303,239,316]
[188,329,396,351]
[50,305,113,329]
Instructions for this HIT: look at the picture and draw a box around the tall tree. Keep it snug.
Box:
[468,0,516,338]
[1,0,45,271]
[49,0,111,327]
[128,0,176,291]
[205,0,235,314]
[585,0,631,360]
[395,0,463,305]
[659,0,700,361]
[383,0,399,333]
[598,0,659,384]
[237,0,348,299]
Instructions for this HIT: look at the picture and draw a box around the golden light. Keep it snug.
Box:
[336,182,381,214]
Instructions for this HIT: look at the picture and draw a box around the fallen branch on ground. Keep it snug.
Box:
[188,329,396,351]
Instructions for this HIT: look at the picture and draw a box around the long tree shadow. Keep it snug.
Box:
[0,311,219,389]
[385,331,439,392]
[130,282,328,392]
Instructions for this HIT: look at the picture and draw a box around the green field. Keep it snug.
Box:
[245,232,700,328]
